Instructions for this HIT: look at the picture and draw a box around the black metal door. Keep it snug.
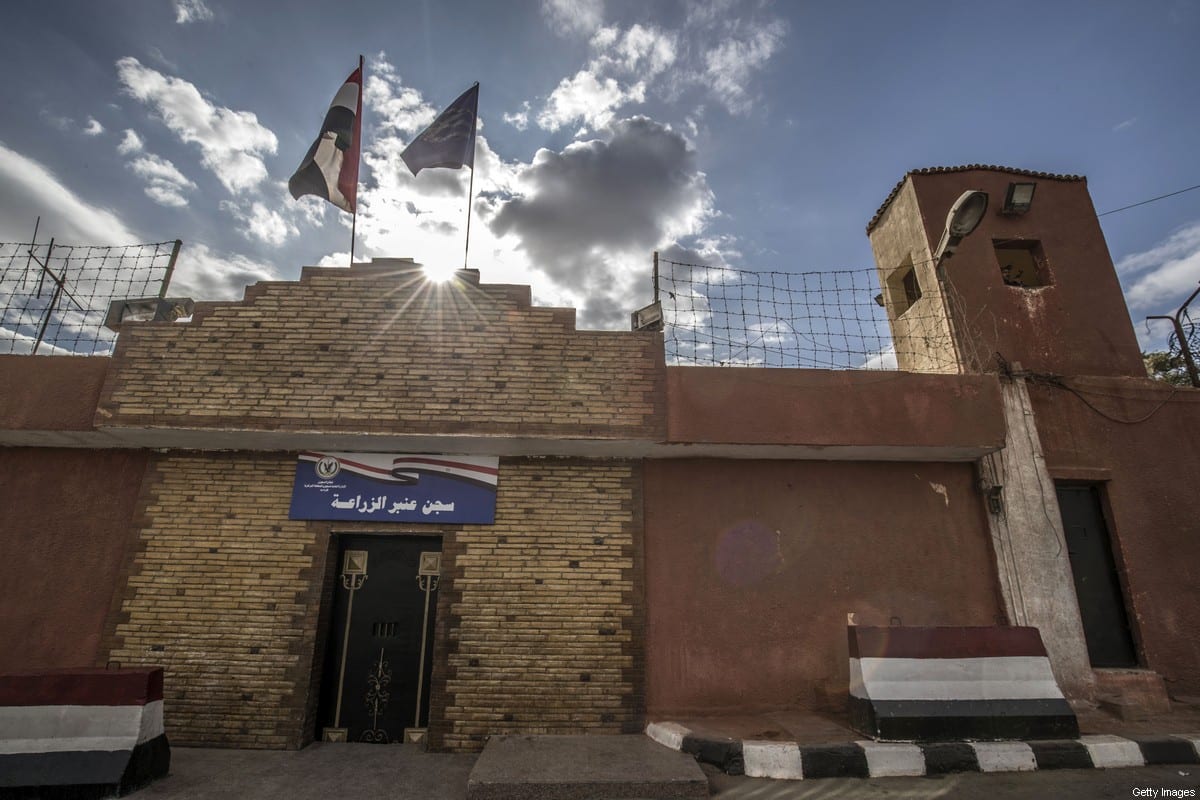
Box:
[318,534,441,743]
[1056,484,1137,668]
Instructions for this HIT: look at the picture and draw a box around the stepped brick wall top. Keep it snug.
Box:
[96,263,665,440]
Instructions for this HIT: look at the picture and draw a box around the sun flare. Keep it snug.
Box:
[421,262,460,283]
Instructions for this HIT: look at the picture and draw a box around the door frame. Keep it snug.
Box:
[1054,480,1143,668]
[307,528,450,745]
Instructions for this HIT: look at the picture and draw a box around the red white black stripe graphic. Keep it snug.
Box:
[288,65,362,213]
[0,668,169,793]
[847,626,1078,741]
[298,452,499,488]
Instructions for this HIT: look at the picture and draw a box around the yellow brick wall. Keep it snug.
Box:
[102,452,644,751]
[102,453,322,749]
[96,264,664,439]
[430,458,644,751]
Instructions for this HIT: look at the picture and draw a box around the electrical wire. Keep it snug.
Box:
[1098,183,1200,217]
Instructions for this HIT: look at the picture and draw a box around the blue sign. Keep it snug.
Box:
[289,452,498,523]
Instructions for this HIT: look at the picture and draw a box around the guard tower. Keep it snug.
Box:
[866,165,1145,377]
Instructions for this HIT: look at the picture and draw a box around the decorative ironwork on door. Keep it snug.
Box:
[319,536,442,744]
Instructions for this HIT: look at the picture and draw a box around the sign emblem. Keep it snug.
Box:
[316,456,341,479]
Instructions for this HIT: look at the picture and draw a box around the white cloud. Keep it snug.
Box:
[541,0,604,37]
[174,0,214,24]
[536,23,675,133]
[503,101,531,131]
[862,343,898,370]
[331,56,722,330]
[117,129,145,154]
[529,7,783,132]
[83,117,104,136]
[169,241,280,300]
[0,141,139,244]
[116,56,278,194]
[0,326,78,356]
[702,19,786,114]
[365,58,436,136]
[128,153,196,207]
[597,24,677,75]
[1117,221,1200,312]
[292,193,328,228]
[40,111,72,132]
[1113,117,1137,132]
[538,70,644,133]
[221,199,299,246]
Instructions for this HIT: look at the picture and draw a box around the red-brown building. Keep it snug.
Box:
[1,166,1196,751]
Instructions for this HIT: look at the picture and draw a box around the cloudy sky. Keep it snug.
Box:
[1,0,1198,348]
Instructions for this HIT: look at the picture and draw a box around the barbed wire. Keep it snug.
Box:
[0,240,178,356]
[659,258,960,370]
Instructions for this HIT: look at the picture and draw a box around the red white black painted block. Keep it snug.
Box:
[847,626,1079,741]
[647,722,1200,780]
[0,668,169,798]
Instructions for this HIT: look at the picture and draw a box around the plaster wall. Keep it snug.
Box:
[866,180,958,373]
[0,355,108,431]
[643,459,1006,716]
[978,379,1094,699]
[666,366,1003,452]
[906,171,1145,378]
[1028,378,1200,696]
[0,448,148,672]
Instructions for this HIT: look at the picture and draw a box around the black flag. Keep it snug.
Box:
[400,83,479,175]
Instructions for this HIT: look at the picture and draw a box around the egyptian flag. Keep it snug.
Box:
[288,63,362,213]
[400,83,478,175]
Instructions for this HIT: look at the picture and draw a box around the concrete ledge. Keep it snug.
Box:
[647,722,1200,780]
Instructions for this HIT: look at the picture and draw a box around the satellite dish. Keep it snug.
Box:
[934,190,989,262]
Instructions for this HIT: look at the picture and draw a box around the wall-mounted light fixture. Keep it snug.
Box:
[104,297,195,332]
[985,485,1005,515]
[1001,182,1037,215]
[934,190,989,263]
[631,301,664,331]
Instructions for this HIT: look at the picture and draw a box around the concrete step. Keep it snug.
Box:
[465,734,709,799]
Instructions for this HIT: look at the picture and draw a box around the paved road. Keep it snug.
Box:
[128,744,476,800]
[129,746,1199,799]
[706,763,1198,799]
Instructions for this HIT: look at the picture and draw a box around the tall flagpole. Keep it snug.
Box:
[350,54,363,267]
[462,82,479,269]
[463,163,475,269]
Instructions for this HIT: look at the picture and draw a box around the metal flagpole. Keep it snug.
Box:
[462,82,479,269]
[350,54,363,268]
[462,166,475,269]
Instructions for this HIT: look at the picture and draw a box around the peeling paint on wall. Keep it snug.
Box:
[929,482,950,507]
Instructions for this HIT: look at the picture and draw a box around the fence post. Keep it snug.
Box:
[159,239,183,299]
[652,251,660,304]
[1147,282,1200,388]
[31,240,58,355]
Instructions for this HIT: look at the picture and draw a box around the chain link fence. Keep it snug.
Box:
[657,256,957,370]
[0,239,180,356]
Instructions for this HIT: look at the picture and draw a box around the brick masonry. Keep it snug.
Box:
[101,453,644,752]
[95,263,664,441]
